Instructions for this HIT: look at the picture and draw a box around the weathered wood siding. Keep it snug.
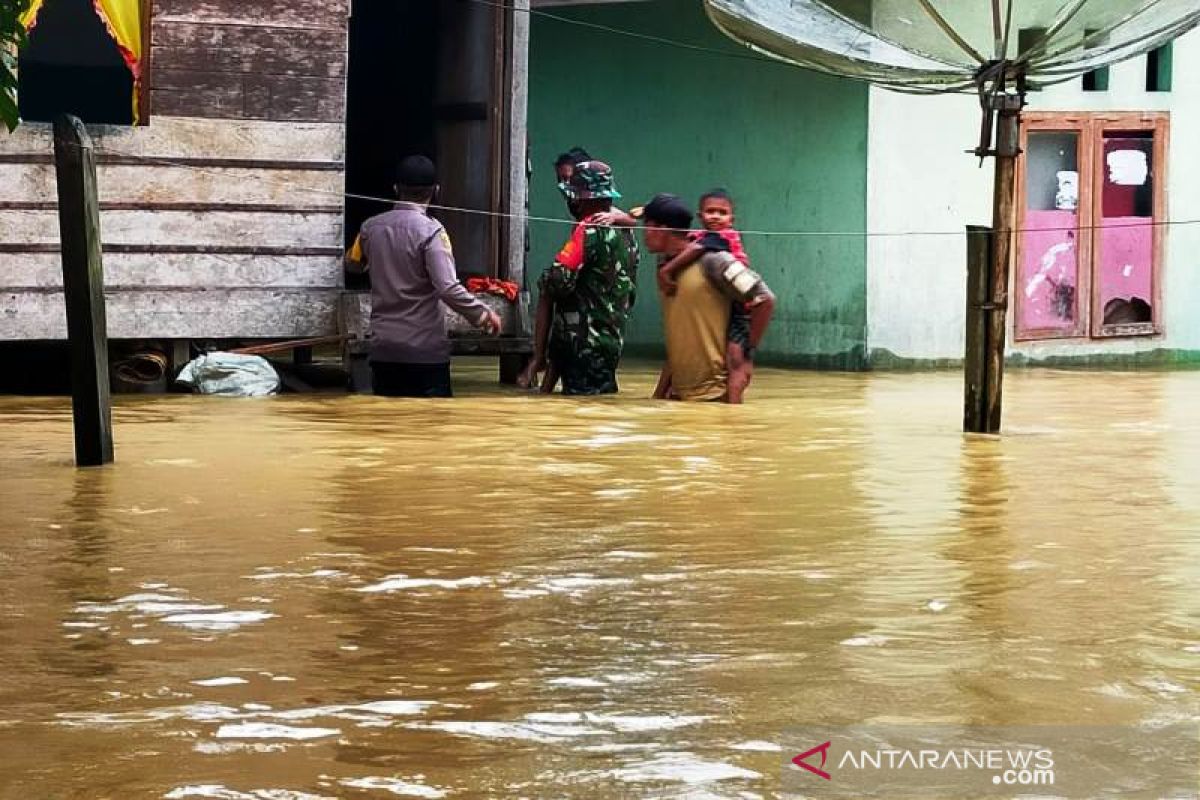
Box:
[1,0,347,341]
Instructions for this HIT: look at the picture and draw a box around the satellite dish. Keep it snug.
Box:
[704,1,1200,434]
[705,0,1200,92]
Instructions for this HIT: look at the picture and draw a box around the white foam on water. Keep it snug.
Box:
[56,703,244,728]
[537,575,635,594]
[117,592,182,603]
[585,713,709,733]
[501,588,550,599]
[62,621,100,629]
[141,602,226,615]
[407,720,606,743]
[593,488,642,499]
[270,700,437,722]
[193,677,249,687]
[466,682,499,691]
[524,712,582,723]
[547,677,607,688]
[604,550,656,560]
[604,673,652,685]
[642,573,689,583]
[841,635,889,647]
[243,704,273,711]
[215,723,340,740]
[925,599,950,613]
[117,506,169,516]
[1136,677,1188,696]
[579,743,661,753]
[357,575,491,593]
[730,741,783,752]
[339,777,447,798]
[403,546,475,555]
[165,786,330,800]
[162,611,276,632]
[245,570,344,581]
[165,786,250,799]
[271,676,297,682]
[192,741,290,755]
[73,603,122,615]
[577,433,664,449]
[607,752,761,784]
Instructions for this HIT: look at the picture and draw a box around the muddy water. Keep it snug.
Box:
[1,361,1198,799]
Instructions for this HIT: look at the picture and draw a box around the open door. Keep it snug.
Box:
[345,0,511,283]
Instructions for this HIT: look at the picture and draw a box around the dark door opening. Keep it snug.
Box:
[344,0,506,289]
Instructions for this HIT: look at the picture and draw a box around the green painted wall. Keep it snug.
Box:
[526,0,870,369]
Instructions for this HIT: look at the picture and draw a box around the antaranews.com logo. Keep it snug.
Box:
[782,725,1197,799]
[793,739,1055,787]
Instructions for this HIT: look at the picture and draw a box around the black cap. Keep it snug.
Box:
[396,155,437,188]
[640,193,693,230]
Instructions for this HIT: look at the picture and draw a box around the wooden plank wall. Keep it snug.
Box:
[0,0,349,340]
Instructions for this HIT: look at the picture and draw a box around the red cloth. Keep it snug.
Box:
[555,221,588,271]
[689,228,750,266]
[466,277,519,302]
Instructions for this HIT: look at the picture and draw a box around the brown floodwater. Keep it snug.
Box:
[1,360,1198,799]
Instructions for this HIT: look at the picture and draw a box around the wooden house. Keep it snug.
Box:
[0,0,532,380]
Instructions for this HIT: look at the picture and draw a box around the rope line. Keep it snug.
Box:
[459,0,782,67]
[93,145,1200,239]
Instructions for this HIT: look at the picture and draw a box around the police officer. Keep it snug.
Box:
[346,156,501,398]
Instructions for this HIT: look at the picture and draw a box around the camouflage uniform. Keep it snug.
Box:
[539,162,639,395]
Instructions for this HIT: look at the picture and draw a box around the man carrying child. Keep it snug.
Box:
[638,193,775,403]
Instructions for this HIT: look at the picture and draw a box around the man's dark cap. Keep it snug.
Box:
[396,155,437,188]
[639,193,693,230]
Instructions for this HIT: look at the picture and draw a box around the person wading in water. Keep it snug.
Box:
[345,155,501,398]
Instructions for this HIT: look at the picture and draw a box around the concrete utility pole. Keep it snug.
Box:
[53,114,113,466]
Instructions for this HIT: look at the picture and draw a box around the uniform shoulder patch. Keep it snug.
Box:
[556,223,587,271]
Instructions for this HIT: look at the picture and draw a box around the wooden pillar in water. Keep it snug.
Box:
[965,98,1021,434]
[963,226,992,432]
[983,105,1020,433]
[53,114,113,466]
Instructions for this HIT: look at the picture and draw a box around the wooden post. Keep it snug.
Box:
[981,105,1021,433]
[964,226,992,433]
[54,114,113,466]
[499,0,533,385]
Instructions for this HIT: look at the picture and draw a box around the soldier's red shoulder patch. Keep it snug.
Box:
[556,223,587,271]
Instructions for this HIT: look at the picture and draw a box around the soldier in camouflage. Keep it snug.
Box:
[538,161,640,395]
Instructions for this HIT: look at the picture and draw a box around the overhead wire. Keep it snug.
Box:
[92,144,1200,240]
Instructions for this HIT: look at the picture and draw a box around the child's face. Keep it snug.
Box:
[556,164,574,184]
[699,197,734,231]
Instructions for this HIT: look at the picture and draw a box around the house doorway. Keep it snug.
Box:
[344,0,508,287]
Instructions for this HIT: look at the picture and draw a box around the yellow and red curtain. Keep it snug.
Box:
[21,0,144,123]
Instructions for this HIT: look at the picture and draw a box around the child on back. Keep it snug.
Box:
[655,189,761,403]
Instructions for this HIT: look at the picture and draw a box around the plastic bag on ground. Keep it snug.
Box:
[175,353,280,397]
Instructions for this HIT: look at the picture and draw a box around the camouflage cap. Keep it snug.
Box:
[559,160,621,201]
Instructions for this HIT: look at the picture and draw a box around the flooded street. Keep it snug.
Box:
[1,361,1198,799]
